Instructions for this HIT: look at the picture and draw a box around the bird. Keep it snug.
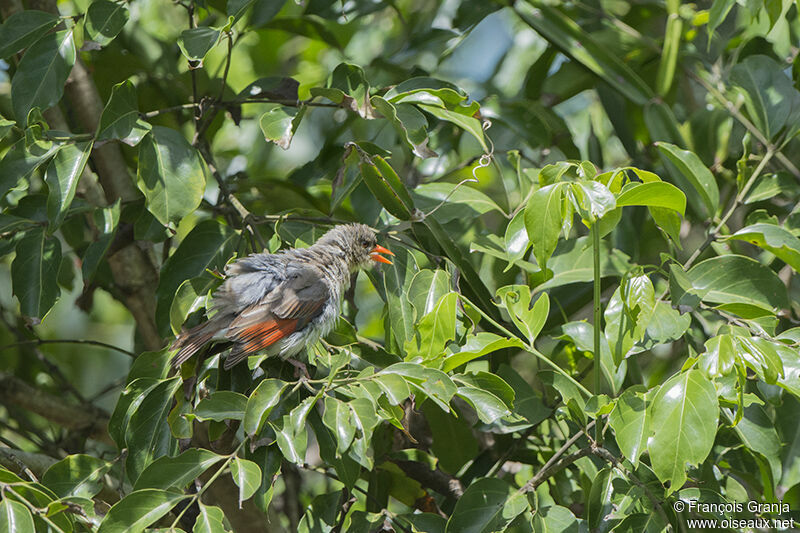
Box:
[170,223,393,370]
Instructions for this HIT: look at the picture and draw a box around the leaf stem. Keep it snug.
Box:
[591,221,603,443]
[456,293,592,398]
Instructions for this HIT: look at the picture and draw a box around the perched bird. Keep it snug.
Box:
[170,223,393,370]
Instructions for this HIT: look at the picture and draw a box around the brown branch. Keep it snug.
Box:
[0,447,58,479]
[0,338,135,358]
[520,447,594,493]
[390,459,464,499]
[0,372,113,446]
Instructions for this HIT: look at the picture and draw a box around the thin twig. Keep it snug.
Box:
[0,338,136,358]
[518,420,594,493]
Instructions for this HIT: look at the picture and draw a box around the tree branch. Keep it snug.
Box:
[390,459,464,499]
[0,372,113,446]
[0,447,58,479]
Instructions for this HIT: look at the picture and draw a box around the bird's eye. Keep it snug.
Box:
[361,239,370,248]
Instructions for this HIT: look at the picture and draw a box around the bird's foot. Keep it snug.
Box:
[287,358,310,380]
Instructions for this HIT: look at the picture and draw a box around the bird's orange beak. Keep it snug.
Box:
[370,244,394,265]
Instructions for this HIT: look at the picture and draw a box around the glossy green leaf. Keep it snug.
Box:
[405,292,457,362]
[134,449,224,491]
[444,477,528,533]
[373,373,410,405]
[531,505,582,532]
[708,0,736,39]
[728,223,800,272]
[442,333,525,373]
[371,96,436,158]
[536,236,631,292]
[382,363,457,412]
[731,55,800,140]
[136,126,206,226]
[609,387,650,468]
[0,498,34,533]
[733,404,782,483]
[124,377,181,482]
[413,182,502,223]
[178,27,221,61]
[97,489,187,533]
[322,396,356,455]
[231,457,261,505]
[44,141,92,230]
[0,10,59,59]
[407,269,450,317]
[604,272,655,365]
[41,454,113,499]
[11,29,75,126]
[525,182,566,269]
[417,103,488,151]
[310,62,374,118]
[455,386,511,424]
[655,142,719,216]
[615,181,686,215]
[97,80,152,146]
[259,105,306,150]
[0,139,60,200]
[85,1,130,46]
[272,415,307,465]
[380,246,419,353]
[243,379,287,436]
[685,255,788,312]
[569,180,616,224]
[156,219,237,336]
[11,227,61,322]
[193,503,229,533]
[699,334,737,378]
[195,391,248,421]
[359,158,413,220]
[648,370,719,495]
[504,209,530,269]
[496,285,549,346]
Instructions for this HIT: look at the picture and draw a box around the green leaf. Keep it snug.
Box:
[156,219,237,337]
[136,126,206,226]
[405,292,457,362]
[732,404,782,484]
[0,139,60,200]
[11,227,61,322]
[496,285,549,346]
[243,379,287,436]
[373,374,410,405]
[455,386,510,424]
[444,478,528,533]
[259,105,306,149]
[44,141,92,230]
[698,334,737,378]
[0,498,34,533]
[407,269,450,317]
[504,209,530,270]
[371,96,436,158]
[379,246,419,353]
[416,103,488,151]
[97,80,152,146]
[525,182,566,269]
[708,0,736,39]
[134,449,224,491]
[178,27,221,61]
[359,157,413,220]
[109,378,159,447]
[231,457,261,505]
[727,223,800,273]
[648,370,719,495]
[413,182,502,222]
[97,489,187,533]
[655,142,719,216]
[311,62,374,118]
[531,505,583,532]
[442,333,524,373]
[0,11,58,60]
[81,201,121,284]
[272,416,307,465]
[568,180,616,224]
[11,29,76,126]
[381,363,457,412]
[195,391,248,421]
[322,396,356,455]
[656,14,682,96]
[124,377,181,482]
[515,3,652,105]
[193,503,229,533]
[604,272,655,365]
[615,181,686,215]
[537,235,631,292]
[41,454,113,499]
[731,55,800,141]
[685,255,788,312]
[609,387,650,468]
[85,0,130,47]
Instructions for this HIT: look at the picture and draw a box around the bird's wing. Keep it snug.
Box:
[223,263,330,368]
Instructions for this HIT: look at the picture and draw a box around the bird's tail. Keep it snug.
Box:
[170,318,225,367]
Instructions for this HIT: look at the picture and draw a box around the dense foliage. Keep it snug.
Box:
[2,0,800,531]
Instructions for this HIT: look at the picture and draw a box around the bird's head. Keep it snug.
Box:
[317,223,394,270]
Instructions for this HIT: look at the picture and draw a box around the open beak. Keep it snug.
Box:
[370,244,394,265]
